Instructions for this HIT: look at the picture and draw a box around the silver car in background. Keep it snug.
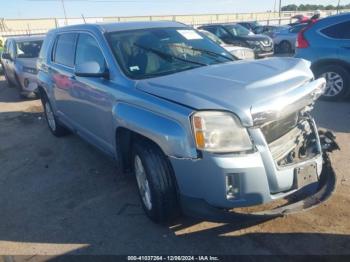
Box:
[1,36,44,98]
[199,30,255,60]
[273,23,308,54]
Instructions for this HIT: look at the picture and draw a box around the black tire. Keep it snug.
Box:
[132,139,180,224]
[314,64,350,101]
[279,41,292,54]
[3,68,15,88]
[41,93,70,137]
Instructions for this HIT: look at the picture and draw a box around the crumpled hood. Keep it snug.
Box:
[136,57,325,127]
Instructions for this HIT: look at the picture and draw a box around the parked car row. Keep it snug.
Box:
[198,29,255,60]
[198,23,274,58]
[0,14,348,223]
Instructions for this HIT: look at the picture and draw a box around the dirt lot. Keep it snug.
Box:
[0,76,349,257]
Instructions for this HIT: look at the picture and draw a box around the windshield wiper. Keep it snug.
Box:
[134,43,208,66]
[168,44,234,62]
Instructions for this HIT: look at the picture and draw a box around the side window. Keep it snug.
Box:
[53,33,77,67]
[75,33,106,72]
[3,40,8,53]
[321,21,350,39]
[8,41,15,58]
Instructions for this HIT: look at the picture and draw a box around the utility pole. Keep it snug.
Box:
[278,0,282,25]
[61,0,68,25]
[337,0,341,14]
[278,0,282,17]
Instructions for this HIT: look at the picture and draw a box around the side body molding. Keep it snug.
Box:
[113,102,198,159]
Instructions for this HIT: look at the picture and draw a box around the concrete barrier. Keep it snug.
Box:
[0,9,346,38]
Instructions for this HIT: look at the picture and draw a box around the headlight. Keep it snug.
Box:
[191,111,253,153]
[230,49,244,60]
[23,66,37,75]
[246,40,259,46]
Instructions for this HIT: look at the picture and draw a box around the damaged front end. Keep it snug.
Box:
[186,128,339,223]
[245,77,338,216]
[236,78,339,218]
[262,109,321,168]
[252,129,339,216]
[186,77,338,221]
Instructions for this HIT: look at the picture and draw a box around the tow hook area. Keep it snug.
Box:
[182,129,339,222]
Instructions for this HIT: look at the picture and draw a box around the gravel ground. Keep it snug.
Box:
[0,76,349,258]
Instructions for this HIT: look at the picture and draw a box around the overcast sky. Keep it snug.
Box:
[0,0,346,19]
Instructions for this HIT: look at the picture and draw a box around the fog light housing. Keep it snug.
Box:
[24,78,29,88]
[226,173,241,200]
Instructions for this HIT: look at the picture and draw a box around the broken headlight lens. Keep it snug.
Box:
[191,111,253,153]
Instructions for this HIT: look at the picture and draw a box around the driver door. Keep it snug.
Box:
[70,33,115,154]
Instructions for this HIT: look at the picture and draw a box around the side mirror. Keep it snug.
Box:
[2,53,12,60]
[75,61,109,79]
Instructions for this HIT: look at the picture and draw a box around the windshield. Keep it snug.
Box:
[16,40,43,58]
[224,24,254,36]
[200,30,224,45]
[107,27,234,79]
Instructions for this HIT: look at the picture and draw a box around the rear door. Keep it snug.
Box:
[50,32,78,126]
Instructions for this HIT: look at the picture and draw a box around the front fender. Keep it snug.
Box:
[113,102,198,159]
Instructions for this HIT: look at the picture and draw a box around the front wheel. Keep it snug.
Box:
[315,64,350,101]
[41,94,70,137]
[3,68,15,88]
[132,139,180,224]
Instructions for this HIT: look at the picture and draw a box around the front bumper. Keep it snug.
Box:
[17,72,38,93]
[256,51,274,58]
[170,120,327,212]
[253,44,274,58]
[179,152,335,221]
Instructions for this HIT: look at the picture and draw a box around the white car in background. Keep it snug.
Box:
[199,30,255,60]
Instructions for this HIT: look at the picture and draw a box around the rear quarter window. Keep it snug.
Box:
[53,33,77,67]
[321,21,350,39]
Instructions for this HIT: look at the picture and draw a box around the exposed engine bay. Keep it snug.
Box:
[262,107,321,167]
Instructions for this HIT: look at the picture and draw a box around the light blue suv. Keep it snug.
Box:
[37,21,332,223]
[295,13,350,101]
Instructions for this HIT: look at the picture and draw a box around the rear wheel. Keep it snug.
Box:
[41,93,70,137]
[132,139,180,224]
[279,41,292,54]
[315,64,350,101]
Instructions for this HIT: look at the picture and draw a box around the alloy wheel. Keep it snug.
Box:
[134,155,152,210]
[45,101,56,131]
[321,72,344,97]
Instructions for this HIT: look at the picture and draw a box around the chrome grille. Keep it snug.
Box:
[261,113,299,144]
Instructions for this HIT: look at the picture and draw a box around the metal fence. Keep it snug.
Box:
[0,9,348,38]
